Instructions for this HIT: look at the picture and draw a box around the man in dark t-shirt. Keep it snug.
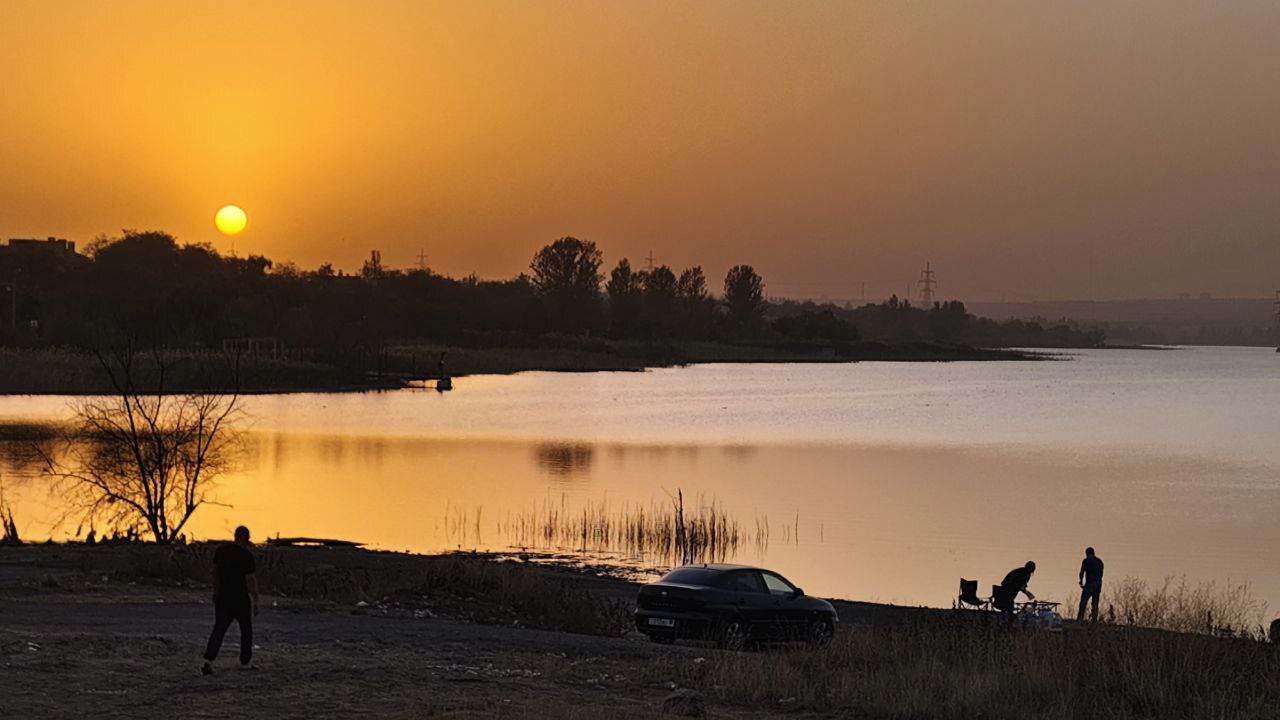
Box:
[201,526,260,675]
[994,561,1036,613]
[1077,547,1105,622]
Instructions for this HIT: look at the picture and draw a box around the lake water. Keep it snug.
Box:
[3,346,1279,611]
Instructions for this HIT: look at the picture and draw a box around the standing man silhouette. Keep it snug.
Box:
[1077,546,1104,622]
[202,526,260,674]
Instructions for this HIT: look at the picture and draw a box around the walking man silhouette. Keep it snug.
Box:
[1077,546,1104,622]
[202,526,260,674]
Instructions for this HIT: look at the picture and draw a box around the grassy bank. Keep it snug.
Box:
[650,617,1280,718]
[0,341,1040,394]
[8,542,1279,718]
[387,339,1037,378]
[0,348,358,395]
[20,542,631,637]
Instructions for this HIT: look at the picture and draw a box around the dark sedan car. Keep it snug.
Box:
[634,564,837,648]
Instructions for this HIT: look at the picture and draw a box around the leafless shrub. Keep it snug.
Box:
[40,346,241,543]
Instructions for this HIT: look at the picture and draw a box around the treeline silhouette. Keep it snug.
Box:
[0,231,1102,385]
[772,296,1104,349]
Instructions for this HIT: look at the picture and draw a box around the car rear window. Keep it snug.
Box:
[660,567,722,587]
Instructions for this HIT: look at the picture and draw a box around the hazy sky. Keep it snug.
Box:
[3,1,1279,301]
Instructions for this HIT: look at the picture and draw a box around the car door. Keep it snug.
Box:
[721,570,773,637]
[761,571,805,639]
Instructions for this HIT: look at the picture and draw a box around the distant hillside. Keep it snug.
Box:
[969,298,1278,347]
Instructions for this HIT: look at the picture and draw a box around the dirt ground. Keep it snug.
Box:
[0,546,867,719]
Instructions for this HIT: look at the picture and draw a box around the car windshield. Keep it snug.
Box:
[762,572,796,595]
[660,567,722,587]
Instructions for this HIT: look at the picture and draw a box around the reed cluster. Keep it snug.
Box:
[0,496,18,544]
[497,491,759,565]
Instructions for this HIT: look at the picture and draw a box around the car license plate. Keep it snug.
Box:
[649,618,675,627]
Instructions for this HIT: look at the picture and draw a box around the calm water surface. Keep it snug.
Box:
[3,346,1278,609]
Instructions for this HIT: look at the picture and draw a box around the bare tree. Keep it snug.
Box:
[42,347,241,543]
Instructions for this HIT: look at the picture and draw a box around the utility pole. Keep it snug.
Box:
[417,248,428,272]
[644,250,657,272]
[918,262,937,307]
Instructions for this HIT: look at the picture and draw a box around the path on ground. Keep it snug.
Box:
[2,587,784,719]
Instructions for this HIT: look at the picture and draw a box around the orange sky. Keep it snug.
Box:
[2,1,1279,301]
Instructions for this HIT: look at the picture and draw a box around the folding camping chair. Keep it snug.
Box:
[957,578,991,611]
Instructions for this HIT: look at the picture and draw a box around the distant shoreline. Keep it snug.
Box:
[0,342,1059,395]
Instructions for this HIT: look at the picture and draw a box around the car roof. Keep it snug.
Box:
[673,563,765,573]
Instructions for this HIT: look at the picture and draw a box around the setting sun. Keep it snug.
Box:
[214,205,247,236]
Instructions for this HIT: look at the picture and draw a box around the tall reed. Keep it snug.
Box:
[0,499,18,544]
[496,490,769,566]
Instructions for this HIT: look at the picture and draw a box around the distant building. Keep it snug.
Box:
[5,236,77,254]
[1,235,88,285]
[1,236,85,267]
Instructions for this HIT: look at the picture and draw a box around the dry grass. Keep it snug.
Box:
[650,615,1280,719]
[1061,575,1268,638]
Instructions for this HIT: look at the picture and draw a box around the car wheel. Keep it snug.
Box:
[650,634,675,645]
[809,618,834,647]
[718,619,748,651]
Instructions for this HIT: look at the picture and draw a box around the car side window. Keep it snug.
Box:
[724,571,767,593]
[762,572,795,595]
